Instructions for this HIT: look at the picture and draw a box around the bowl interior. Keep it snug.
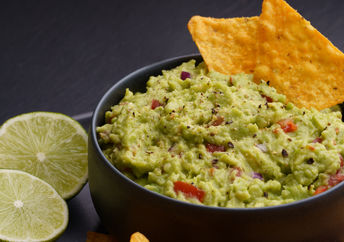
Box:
[90,53,344,212]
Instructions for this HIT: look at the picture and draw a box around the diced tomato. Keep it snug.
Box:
[328,173,344,187]
[314,185,328,195]
[121,167,133,174]
[206,143,225,153]
[277,119,298,133]
[233,167,242,177]
[312,137,323,143]
[261,94,273,103]
[307,145,315,151]
[212,116,224,126]
[336,127,340,134]
[173,181,205,202]
[151,99,163,110]
[313,155,344,196]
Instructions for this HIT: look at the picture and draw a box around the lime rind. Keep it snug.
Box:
[0,112,88,200]
[0,169,68,242]
[0,112,87,138]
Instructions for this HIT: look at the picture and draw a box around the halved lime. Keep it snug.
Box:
[0,112,88,199]
[0,169,68,242]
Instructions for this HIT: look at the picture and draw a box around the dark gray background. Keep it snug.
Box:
[1,0,344,241]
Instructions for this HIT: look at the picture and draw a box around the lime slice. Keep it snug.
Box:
[0,169,68,242]
[0,112,88,199]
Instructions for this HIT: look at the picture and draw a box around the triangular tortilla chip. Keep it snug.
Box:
[254,0,344,110]
[188,16,259,75]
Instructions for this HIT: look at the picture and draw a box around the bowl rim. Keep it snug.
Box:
[90,53,344,212]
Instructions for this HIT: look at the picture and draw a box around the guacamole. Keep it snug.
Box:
[97,60,344,208]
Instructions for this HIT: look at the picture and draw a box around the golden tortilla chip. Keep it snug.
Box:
[254,0,344,110]
[188,16,259,75]
[130,232,149,242]
[86,231,118,242]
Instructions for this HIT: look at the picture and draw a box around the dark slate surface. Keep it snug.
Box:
[1,0,344,241]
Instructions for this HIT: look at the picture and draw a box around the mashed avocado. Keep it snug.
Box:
[97,60,344,208]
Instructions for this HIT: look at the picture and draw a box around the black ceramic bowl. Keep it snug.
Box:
[89,54,344,242]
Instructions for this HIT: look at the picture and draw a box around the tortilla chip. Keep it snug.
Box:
[86,231,118,242]
[254,0,344,110]
[188,16,259,75]
[130,232,149,242]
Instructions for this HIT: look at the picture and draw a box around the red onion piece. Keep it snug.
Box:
[255,143,267,152]
[252,172,263,180]
[181,71,191,80]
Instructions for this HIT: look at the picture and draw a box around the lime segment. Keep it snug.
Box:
[0,112,88,199]
[0,169,68,242]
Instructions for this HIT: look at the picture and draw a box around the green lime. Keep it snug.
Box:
[0,112,88,199]
[0,169,68,242]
